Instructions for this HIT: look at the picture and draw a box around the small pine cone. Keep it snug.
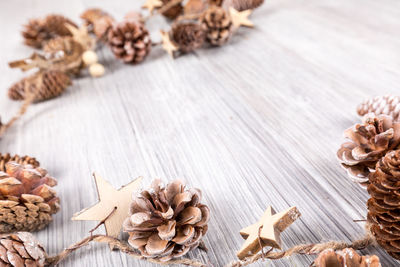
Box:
[337,114,400,185]
[222,0,264,11]
[123,180,210,261]
[22,15,77,48]
[171,22,205,53]
[357,96,400,122]
[8,70,71,102]
[80,8,115,41]
[161,0,184,20]
[184,0,208,15]
[0,162,60,233]
[108,21,151,64]
[367,150,400,260]
[201,6,233,46]
[0,153,40,173]
[313,248,381,267]
[0,232,47,266]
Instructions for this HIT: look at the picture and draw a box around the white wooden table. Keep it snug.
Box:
[1,0,399,266]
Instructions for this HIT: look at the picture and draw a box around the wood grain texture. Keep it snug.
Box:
[0,0,399,266]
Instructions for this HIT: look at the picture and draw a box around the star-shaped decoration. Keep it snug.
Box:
[72,173,143,238]
[142,0,163,13]
[65,23,95,50]
[237,206,301,259]
[229,7,254,28]
[160,30,179,58]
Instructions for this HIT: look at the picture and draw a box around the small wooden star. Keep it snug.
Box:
[72,173,143,238]
[160,30,178,58]
[237,206,301,259]
[65,23,95,50]
[142,0,163,13]
[229,7,254,28]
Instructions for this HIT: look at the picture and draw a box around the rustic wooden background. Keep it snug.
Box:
[0,0,399,266]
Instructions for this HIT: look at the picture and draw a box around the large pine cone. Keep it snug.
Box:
[222,0,264,11]
[0,154,39,173]
[337,114,400,185]
[200,6,233,46]
[0,232,47,266]
[171,22,206,53]
[160,0,184,20]
[108,21,151,64]
[0,162,60,233]
[357,96,400,122]
[22,15,77,49]
[123,180,210,261]
[8,70,71,102]
[313,248,380,267]
[81,8,115,41]
[367,150,400,260]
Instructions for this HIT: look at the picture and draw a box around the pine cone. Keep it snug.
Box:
[81,8,115,41]
[357,96,400,122]
[108,21,151,64]
[201,6,233,46]
[313,248,381,267]
[0,232,47,266]
[222,0,264,11]
[160,0,184,20]
[123,180,210,261]
[184,0,208,15]
[0,154,39,173]
[0,162,60,233]
[367,150,400,260]
[171,22,205,53]
[337,114,400,185]
[22,15,77,48]
[8,70,71,102]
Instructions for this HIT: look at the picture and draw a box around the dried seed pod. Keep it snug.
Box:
[108,20,152,64]
[171,22,205,53]
[313,248,381,267]
[22,14,77,48]
[0,153,40,172]
[123,179,210,261]
[8,70,71,102]
[357,96,400,121]
[200,6,233,46]
[222,0,264,11]
[0,162,60,233]
[81,8,115,41]
[337,114,400,186]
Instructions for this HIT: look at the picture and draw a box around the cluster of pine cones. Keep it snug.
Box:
[337,95,400,260]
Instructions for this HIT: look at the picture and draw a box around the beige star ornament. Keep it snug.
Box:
[142,0,163,13]
[72,173,143,238]
[229,7,254,28]
[237,206,301,259]
[160,30,178,58]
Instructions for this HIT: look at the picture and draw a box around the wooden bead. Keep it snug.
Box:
[89,63,105,77]
[82,50,98,66]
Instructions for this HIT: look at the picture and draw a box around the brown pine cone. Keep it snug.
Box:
[123,180,210,261]
[22,15,77,48]
[108,21,151,64]
[184,0,208,15]
[357,96,400,122]
[81,8,115,41]
[0,154,39,173]
[222,0,264,11]
[8,70,71,102]
[201,6,233,46]
[0,162,60,233]
[337,114,400,186]
[171,22,206,53]
[0,232,47,266]
[367,150,400,260]
[313,248,381,267]
[160,0,184,20]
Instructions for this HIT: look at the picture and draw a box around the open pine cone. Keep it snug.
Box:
[313,248,381,267]
[200,6,233,46]
[223,0,264,11]
[367,149,400,260]
[171,22,206,53]
[108,21,151,64]
[22,15,76,48]
[0,162,60,233]
[0,154,39,173]
[123,179,210,261]
[8,70,71,102]
[0,232,47,266]
[81,8,115,41]
[337,114,400,185]
[357,96,400,122]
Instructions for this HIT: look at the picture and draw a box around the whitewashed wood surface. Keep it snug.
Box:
[0,0,399,266]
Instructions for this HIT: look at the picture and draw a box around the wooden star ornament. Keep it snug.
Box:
[160,30,178,58]
[229,7,254,28]
[142,0,163,13]
[72,173,143,238]
[237,206,301,259]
